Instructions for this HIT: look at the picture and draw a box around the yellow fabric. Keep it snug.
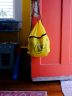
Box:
[28,20,50,57]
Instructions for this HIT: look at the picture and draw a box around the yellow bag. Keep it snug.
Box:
[28,20,50,57]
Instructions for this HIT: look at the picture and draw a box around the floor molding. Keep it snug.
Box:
[32,76,72,81]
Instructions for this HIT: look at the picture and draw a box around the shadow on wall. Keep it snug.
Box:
[0,48,31,81]
[19,48,31,81]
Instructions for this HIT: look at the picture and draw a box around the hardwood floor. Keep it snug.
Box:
[0,80,63,96]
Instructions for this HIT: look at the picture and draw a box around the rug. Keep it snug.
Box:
[0,91,47,96]
[61,80,72,96]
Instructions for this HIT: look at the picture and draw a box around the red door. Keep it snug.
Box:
[31,0,72,81]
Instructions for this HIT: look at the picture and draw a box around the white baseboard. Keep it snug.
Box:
[32,76,72,81]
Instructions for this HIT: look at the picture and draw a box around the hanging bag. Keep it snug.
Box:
[27,0,50,57]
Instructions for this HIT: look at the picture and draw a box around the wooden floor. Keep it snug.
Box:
[0,80,63,96]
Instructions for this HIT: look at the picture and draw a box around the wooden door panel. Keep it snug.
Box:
[32,0,62,78]
[69,1,72,64]
[40,65,72,77]
[61,0,71,64]
[41,0,61,64]
[32,0,72,79]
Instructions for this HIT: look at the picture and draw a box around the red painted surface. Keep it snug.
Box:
[31,0,72,78]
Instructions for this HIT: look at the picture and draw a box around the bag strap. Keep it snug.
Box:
[32,0,41,20]
[37,0,41,20]
[32,0,38,17]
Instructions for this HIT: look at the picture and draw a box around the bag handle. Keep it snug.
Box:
[32,0,41,20]
[37,0,41,20]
